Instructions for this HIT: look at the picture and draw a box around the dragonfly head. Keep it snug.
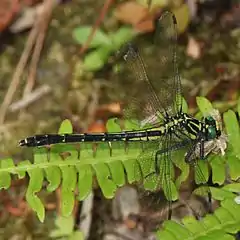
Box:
[204,116,221,140]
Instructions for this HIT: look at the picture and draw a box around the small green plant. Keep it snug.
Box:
[156,197,240,240]
[72,26,135,71]
[50,216,84,240]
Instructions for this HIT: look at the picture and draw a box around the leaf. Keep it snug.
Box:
[70,231,85,240]
[93,162,117,198]
[61,165,77,216]
[209,156,225,185]
[137,0,168,8]
[59,119,73,134]
[83,47,112,71]
[194,160,209,184]
[110,27,135,50]
[26,167,45,222]
[181,97,188,113]
[226,153,240,181]
[238,97,240,117]
[172,4,190,34]
[77,165,92,201]
[0,158,14,189]
[223,110,240,158]
[161,220,191,239]
[72,26,111,47]
[106,118,121,132]
[124,119,141,130]
[173,152,189,189]
[181,216,205,234]
[157,198,240,240]
[209,187,235,200]
[196,97,214,116]
[49,216,74,237]
[223,183,240,193]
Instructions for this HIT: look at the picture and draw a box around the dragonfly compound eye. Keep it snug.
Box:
[207,126,217,140]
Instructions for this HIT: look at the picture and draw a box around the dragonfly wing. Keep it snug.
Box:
[151,11,182,115]
[116,11,181,129]
[178,134,213,213]
[117,44,165,129]
[135,135,179,220]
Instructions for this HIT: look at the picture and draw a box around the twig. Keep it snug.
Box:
[0,25,38,124]
[9,84,51,112]
[22,0,55,97]
[80,0,114,55]
[0,0,57,124]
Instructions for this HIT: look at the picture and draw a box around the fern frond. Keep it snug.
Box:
[1,97,239,223]
[156,198,240,240]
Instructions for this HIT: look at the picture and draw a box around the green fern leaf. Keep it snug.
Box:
[26,166,45,222]
[209,155,226,185]
[0,158,15,189]
[224,110,240,158]
[196,96,214,116]
[157,198,240,240]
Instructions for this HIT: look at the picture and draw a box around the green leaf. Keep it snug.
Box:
[58,119,73,134]
[0,158,14,189]
[16,160,29,178]
[222,183,240,193]
[194,160,209,184]
[110,27,135,50]
[26,167,45,222]
[196,97,214,116]
[83,47,112,71]
[160,220,191,239]
[61,165,77,216]
[181,216,205,234]
[209,187,235,200]
[227,153,240,181]
[172,4,190,34]
[106,118,121,132]
[163,179,178,201]
[237,97,240,116]
[209,156,225,185]
[123,159,140,183]
[124,119,141,130]
[93,162,117,198]
[72,26,111,47]
[172,150,189,188]
[202,214,220,230]
[108,160,125,187]
[49,216,74,237]
[70,231,85,240]
[77,164,92,201]
[181,97,188,113]
[223,110,240,158]
[157,198,240,240]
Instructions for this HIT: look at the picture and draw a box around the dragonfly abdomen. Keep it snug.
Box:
[19,128,167,147]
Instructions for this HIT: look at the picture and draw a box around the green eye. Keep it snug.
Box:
[207,126,217,140]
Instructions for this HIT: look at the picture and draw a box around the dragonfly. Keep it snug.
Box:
[19,11,224,219]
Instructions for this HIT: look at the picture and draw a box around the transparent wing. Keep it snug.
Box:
[134,135,180,219]
[150,11,182,116]
[116,11,182,129]
[173,130,213,213]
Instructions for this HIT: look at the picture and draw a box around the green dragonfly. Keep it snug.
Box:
[19,11,226,219]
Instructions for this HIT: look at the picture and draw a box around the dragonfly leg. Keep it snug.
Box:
[199,139,205,160]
